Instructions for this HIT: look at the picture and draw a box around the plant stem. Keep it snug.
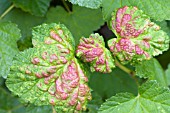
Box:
[0,4,15,20]
[62,0,71,13]
[52,106,56,113]
[115,59,139,86]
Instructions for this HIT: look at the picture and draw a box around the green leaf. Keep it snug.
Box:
[0,87,26,113]
[3,8,45,51]
[68,0,102,9]
[46,5,104,45]
[6,23,91,112]
[0,21,21,78]
[26,104,52,113]
[135,58,167,86]
[84,91,103,113]
[89,67,138,99]
[108,6,169,64]
[11,0,51,16]
[102,0,170,21]
[0,0,11,15]
[99,80,170,113]
[154,20,170,37]
[101,0,121,21]
[165,64,170,86]
[76,33,115,73]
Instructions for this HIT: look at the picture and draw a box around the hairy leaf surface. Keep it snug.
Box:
[99,80,170,113]
[0,21,21,78]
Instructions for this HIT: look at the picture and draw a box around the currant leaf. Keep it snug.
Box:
[0,21,21,78]
[108,6,169,64]
[76,33,115,73]
[6,23,91,112]
[99,80,170,113]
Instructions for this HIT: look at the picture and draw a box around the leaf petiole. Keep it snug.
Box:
[0,4,15,20]
[62,0,71,13]
[115,59,139,86]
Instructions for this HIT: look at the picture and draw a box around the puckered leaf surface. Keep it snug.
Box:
[135,58,167,87]
[0,21,21,78]
[68,0,102,9]
[102,0,170,21]
[11,0,51,16]
[99,80,170,113]
[108,6,169,64]
[6,23,91,112]
[76,33,115,73]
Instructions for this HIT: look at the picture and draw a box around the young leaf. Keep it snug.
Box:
[3,8,45,51]
[68,0,102,9]
[76,33,115,73]
[108,6,169,64]
[11,0,51,16]
[102,0,170,21]
[165,64,170,86]
[135,58,167,87]
[6,23,91,112]
[46,5,104,45]
[0,21,21,78]
[99,80,170,113]
[0,87,26,113]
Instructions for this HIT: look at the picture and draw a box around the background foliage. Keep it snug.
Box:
[0,0,170,113]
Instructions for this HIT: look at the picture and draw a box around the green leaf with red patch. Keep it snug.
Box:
[6,23,91,112]
[108,6,169,64]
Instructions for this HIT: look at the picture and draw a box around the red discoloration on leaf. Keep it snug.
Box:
[76,33,115,73]
[32,57,40,65]
[50,31,62,42]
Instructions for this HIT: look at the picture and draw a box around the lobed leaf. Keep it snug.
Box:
[76,33,115,73]
[135,58,167,87]
[0,21,21,78]
[99,80,170,113]
[68,0,102,9]
[46,5,104,45]
[102,0,170,21]
[6,23,91,112]
[108,6,169,64]
[11,0,51,16]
